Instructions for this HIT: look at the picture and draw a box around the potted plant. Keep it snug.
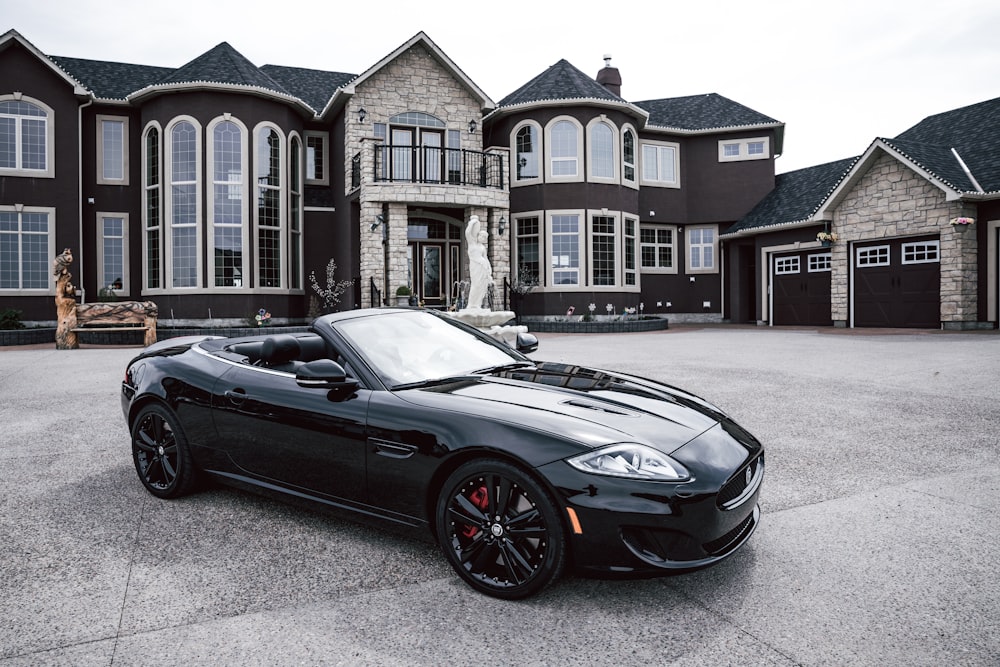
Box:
[816,231,838,247]
[949,217,975,229]
[395,285,412,306]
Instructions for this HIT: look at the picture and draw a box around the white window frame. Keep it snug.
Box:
[545,116,583,183]
[165,115,203,291]
[0,205,55,293]
[513,211,543,287]
[623,216,638,288]
[0,94,55,178]
[588,210,620,288]
[96,212,129,294]
[586,116,618,184]
[96,115,128,185]
[856,245,890,267]
[288,132,303,291]
[511,120,542,186]
[686,225,718,274]
[206,116,249,291]
[141,122,162,292]
[902,240,940,265]
[254,122,286,291]
[808,253,832,272]
[640,139,680,188]
[718,136,770,162]
[546,209,584,288]
[304,130,329,186]
[639,224,678,274]
[774,256,800,275]
[621,125,638,188]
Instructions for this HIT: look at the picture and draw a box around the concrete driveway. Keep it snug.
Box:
[1,326,998,666]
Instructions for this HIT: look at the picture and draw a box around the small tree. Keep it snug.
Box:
[308,258,353,313]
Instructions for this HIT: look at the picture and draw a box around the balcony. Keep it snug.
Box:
[366,145,504,189]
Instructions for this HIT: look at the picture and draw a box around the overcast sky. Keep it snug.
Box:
[5,0,999,173]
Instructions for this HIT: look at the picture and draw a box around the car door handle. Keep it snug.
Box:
[225,388,248,404]
[371,439,417,459]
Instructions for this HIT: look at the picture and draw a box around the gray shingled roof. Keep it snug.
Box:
[49,56,173,100]
[724,157,859,235]
[260,65,356,113]
[160,43,291,96]
[498,59,625,107]
[890,96,1000,193]
[635,94,779,131]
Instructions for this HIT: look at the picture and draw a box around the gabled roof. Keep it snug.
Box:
[259,65,356,114]
[499,59,625,107]
[635,93,781,133]
[320,31,493,118]
[723,157,859,237]
[0,29,89,96]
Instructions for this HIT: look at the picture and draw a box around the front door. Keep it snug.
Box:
[408,218,463,308]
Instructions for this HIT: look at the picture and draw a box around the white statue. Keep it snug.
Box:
[465,215,492,310]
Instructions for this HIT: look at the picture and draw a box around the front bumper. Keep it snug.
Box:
[536,449,763,575]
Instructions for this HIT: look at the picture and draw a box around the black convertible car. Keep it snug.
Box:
[122,308,764,598]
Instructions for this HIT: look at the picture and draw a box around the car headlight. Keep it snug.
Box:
[567,443,691,481]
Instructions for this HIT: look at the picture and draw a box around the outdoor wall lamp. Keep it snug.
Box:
[498,217,506,235]
[468,119,477,134]
[370,213,384,232]
[358,107,367,123]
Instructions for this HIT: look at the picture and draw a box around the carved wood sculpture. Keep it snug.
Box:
[54,248,77,349]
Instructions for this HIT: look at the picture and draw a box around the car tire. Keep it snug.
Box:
[435,459,566,599]
[131,403,198,499]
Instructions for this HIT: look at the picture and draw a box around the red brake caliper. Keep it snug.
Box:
[461,485,489,538]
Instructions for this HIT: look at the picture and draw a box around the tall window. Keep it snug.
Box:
[640,225,675,272]
[588,120,615,181]
[641,141,679,187]
[548,119,579,179]
[590,215,617,286]
[687,225,717,272]
[514,215,541,285]
[549,213,581,286]
[97,116,127,184]
[0,207,52,290]
[304,131,328,185]
[98,213,128,292]
[168,119,200,288]
[623,217,637,286]
[622,129,636,184]
[514,123,540,182]
[256,126,283,288]
[144,126,161,289]
[210,119,246,287]
[0,97,52,176]
[289,136,302,290]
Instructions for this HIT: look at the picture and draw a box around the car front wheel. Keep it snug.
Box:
[131,403,198,499]
[436,459,566,599]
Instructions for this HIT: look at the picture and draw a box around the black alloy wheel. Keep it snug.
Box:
[436,459,566,599]
[131,403,197,499]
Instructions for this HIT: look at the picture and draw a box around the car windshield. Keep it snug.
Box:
[335,311,526,387]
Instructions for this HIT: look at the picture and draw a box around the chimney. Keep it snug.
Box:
[596,54,622,97]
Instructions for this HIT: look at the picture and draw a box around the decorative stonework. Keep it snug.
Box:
[829,152,978,326]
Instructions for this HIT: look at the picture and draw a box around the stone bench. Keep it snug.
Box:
[70,301,158,347]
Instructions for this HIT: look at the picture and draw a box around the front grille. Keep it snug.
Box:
[702,510,756,555]
[717,454,764,509]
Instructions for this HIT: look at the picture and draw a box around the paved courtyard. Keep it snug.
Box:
[1,326,998,666]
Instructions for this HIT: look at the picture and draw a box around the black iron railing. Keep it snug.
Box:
[370,277,381,308]
[374,145,503,189]
[351,152,361,190]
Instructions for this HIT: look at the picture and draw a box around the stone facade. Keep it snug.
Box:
[829,152,978,326]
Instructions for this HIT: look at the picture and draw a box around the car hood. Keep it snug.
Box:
[397,361,732,454]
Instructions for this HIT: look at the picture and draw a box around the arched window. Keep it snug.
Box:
[587,119,616,181]
[167,119,201,288]
[513,123,540,183]
[143,124,162,289]
[550,120,578,177]
[255,125,284,288]
[623,128,636,185]
[0,96,54,177]
[209,118,247,288]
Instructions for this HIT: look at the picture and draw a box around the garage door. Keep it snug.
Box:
[853,236,940,328]
[772,250,832,326]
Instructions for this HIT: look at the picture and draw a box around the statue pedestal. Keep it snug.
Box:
[444,308,527,347]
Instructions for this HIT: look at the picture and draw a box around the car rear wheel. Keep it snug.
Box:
[131,403,198,499]
[436,459,566,599]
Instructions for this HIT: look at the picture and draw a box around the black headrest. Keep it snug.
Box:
[260,335,300,366]
[296,335,328,362]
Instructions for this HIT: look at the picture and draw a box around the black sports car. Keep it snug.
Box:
[122,308,764,599]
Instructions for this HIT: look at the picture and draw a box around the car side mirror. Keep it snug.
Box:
[516,332,538,354]
[296,359,359,395]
